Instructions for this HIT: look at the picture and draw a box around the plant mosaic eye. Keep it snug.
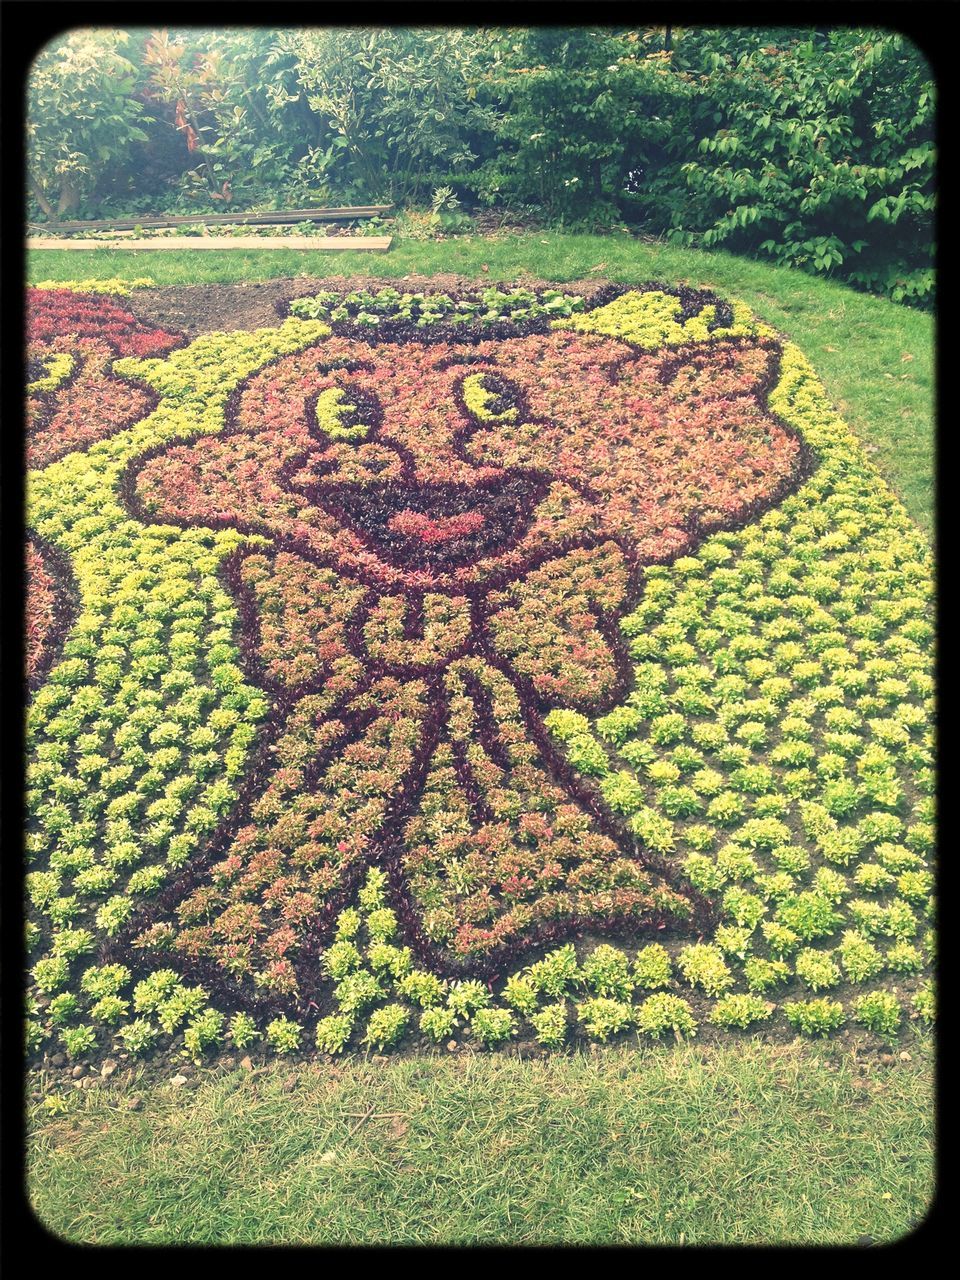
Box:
[24,280,935,1060]
[461,371,523,423]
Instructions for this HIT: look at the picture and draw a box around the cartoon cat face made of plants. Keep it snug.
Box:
[119,291,809,1008]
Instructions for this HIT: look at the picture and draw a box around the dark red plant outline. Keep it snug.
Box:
[25,531,81,693]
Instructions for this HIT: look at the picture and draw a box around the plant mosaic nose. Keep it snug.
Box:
[104,290,811,1006]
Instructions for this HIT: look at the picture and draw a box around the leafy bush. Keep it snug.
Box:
[633,943,673,990]
[581,945,635,1000]
[60,1024,97,1058]
[273,26,493,205]
[577,997,635,1042]
[853,991,901,1039]
[635,993,697,1038]
[709,994,773,1029]
[653,29,934,306]
[527,945,579,998]
[677,943,733,996]
[419,1006,457,1043]
[473,27,692,226]
[26,27,933,306]
[265,1016,302,1055]
[783,998,846,1037]
[119,1018,158,1056]
[315,1013,354,1055]
[362,1004,410,1051]
[470,1008,516,1046]
[27,30,150,219]
[183,1008,225,1060]
[229,1012,259,1049]
[530,1002,568,1048]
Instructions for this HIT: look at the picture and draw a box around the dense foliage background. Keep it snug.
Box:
[27,25,934,306]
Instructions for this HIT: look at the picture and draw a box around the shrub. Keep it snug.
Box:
[420,1006,457,1043]
[775,893,843,941]
[527,945,579,998]
[322,940,362,980]
[577,997,635,1042]
[119,1018,158,1056]
[365,907,399,942]
[184,1008,225,1060]
[581,945,634,1000]
[794,947,842,992]
[709,994,773,1030]
[132,969,180,1013]
[501,974,539,1014]
[677,944,733,996]
[60,1024,97,1058]
[229,1012,259,1049]
[368,943,413,979]
[315,1013,354,1054]
[530,1002,569,1048]
[784,999,846,1037]
[471,1007,516,1046]
[447,980,491,1017]
[839,931,885,983]
[48,993,80,1025]
[885,942,923,975]
[854,991,902,1039]
[27,30,150,220]
[635,993,697,1039]
[913,983,935,1024]
[90,995,128,1025]
[80,963,130,1000]
[334,969,385,1015]
[362,1004,410,1051]
[633,943,673,990]
[397,969,447,1008]
[265,1017,302,1055]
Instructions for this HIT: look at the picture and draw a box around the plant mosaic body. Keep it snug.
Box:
[25,281,935,1058]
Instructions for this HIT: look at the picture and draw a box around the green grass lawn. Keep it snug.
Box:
[26,234,935,1245]
[29,1037,933,1246]
[29,232,934,533]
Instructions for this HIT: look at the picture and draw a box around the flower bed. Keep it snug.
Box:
[25,279,935,1066]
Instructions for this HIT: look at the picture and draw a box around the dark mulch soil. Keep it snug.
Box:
[127,276,617,340]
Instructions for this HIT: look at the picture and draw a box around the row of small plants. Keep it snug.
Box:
[25,279,934,1064]
[28,864,933,1064]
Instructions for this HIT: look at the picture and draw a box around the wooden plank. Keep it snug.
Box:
[29,206,393,233]
[28,236,393,251]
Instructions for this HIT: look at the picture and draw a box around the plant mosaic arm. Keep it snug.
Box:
[25,290,184,691]
[26,289,183,469]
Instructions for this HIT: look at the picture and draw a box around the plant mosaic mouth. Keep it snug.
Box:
[309,473,550,571]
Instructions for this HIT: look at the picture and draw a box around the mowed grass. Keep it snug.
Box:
[26,237,936,1245]
[29,1037,933,1246]
[28,232,934,532]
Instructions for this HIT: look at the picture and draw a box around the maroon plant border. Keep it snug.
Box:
[100,285,818,1018]
[26,531,81,694]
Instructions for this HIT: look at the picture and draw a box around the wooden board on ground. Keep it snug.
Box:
[30,205,393,233]
[27,236,393,252]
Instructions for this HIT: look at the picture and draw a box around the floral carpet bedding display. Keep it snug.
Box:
[25,277,935,1064]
